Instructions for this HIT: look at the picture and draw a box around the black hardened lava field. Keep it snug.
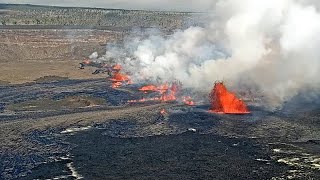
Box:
[1,3,320,180]
[0,78,319,179]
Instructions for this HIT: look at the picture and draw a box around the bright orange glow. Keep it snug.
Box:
[110,72,130,82]
[112,64,122,71]
[160,109,167,115]
[183,96,195,106]
[111,82,122,88]
[129,82,195,106]
[109,71,131,88]
[83,59,90,64]
[209,82,250,114]
[129,83,178,103]
[160,85,176,102]
[139,85,158,93]
[157,83,169,94]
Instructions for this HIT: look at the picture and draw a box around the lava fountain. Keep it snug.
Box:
[108,64,132,88]
[209,82,250,114]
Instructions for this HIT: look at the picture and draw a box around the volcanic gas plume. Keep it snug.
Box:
[93,0,320,109]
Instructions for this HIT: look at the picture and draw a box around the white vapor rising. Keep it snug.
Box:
[100,0,320,108]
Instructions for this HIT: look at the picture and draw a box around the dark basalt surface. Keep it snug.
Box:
[28,130,289,180]
[0,78,319,179]
[67,130,291,180]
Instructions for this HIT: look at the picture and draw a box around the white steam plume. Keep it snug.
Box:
[89,52,99,59]
[101,0,320,108]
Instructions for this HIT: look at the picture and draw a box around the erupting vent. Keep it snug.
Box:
[139,85,159,93]
[108,64,132,88]
[209,82,250,114]
[128,83,178,103]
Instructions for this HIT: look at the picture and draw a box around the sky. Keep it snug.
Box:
[0,0,215,12]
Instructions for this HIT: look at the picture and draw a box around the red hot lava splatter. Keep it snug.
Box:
[209,82,250,114]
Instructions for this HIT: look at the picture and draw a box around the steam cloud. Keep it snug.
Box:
[97,0,320,108]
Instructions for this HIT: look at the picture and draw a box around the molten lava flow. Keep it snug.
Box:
[110,72,130,82]
[112,64,122,72]
[209,82,250,114]
[183,96,195,106]
[107,63,133,88]
[160,109,167,115]
[160,83,176,102]
[129,82,195,105]
[112,82,122,88]
[109,72,132,88]
[129,83,178,103]
[157,83,169,94]
[139,85,158,93]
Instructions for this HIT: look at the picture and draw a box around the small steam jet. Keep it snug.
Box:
[79,59,113,76]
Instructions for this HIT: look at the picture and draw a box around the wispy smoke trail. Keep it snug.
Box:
[97,0,320,108]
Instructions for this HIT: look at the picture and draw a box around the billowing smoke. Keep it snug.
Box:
[89,52,99,59]
[98,0,320,109]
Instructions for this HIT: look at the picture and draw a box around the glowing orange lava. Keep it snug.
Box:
[139,85,158,93]
[128,83,178,103]
[160,83,176,102]
[183,96,195,106]
[109,72,132,88]
[112,64,122,71]
[209,82,250,114]
[160,109,167,115]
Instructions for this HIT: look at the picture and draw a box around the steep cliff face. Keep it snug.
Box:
[0,29,121,61]
[0,29,123,83]
[0,4,205,83]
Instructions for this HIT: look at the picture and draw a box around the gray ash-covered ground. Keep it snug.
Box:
[0,78,320,179]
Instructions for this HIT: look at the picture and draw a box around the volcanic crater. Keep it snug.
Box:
[0,4,320,180]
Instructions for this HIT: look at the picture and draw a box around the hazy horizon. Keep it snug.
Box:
[0,0,215,12]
